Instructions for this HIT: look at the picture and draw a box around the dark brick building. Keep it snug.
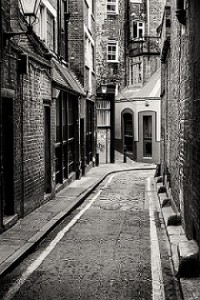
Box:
[160,0,200,247]
[68,0,96,173]
[0,0,87,232]
[95,0,127,164]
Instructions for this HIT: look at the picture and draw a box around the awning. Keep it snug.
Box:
[116,68,161,101]
[52,59,86,96]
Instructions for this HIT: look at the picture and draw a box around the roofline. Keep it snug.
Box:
[52,80,85,97]
[115,97,161,103]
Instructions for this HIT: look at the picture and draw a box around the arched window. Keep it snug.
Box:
[123,113,133,152]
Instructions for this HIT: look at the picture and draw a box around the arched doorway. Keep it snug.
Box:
[122,111,134,157]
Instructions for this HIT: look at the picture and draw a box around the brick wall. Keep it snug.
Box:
[184,0,200,242]
[68,0,84,85]
[161,0,200,245]
[1,0,23,218]
[161,1,182,210]
[22,61,52,215]
[1,0,53,221]
[96,0,126,90]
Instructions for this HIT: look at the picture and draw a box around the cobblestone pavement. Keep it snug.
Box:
[0,170,180,300]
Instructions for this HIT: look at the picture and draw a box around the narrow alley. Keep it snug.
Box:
[0,169,180,300]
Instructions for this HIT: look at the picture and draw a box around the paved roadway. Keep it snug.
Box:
[0,170,181,300]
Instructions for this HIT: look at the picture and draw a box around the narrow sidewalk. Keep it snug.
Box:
[0,157,156,278]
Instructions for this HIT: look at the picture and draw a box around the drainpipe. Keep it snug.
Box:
[176,0,186,25]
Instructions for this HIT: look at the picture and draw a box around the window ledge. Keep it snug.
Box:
[107,60,119,63]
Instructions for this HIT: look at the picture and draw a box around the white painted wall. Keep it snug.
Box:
[115,98,161,141]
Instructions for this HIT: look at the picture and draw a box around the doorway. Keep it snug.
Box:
[2,98,14,216]
[123,113,133,153]
[44,105,51,193]
[97,128,111,164]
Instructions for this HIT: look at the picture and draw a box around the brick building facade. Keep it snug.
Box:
[0,0,88,232]
[160,0,200,247]
[68,0,96,173]
[95,0,127,164]
[114,0,164,163]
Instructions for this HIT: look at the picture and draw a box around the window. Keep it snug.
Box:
[97,101,111,126]
[91,44,95,71]
[47,10,55,51]
[129,58,143,86]
[107,41,118,62]
[36,3,56,52]
[132,21,145,39]
[130,63,134,85]
[107,0,118,15]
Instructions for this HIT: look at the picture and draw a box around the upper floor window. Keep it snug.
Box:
[132,21,145,39]
[107,41,118,62]
[36,3,56,52]
[107,0,118,15]
[47,10,55,51]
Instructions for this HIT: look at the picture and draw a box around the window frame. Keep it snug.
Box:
[35,1,56,52]
[97,100,111,127]
[132,20,145,40]
[107,0,118,15]
[107,40,119,63]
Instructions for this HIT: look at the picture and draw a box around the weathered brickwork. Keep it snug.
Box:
[68,0,84,85]
[1,0,89,232]
[127,0,165,88]
[22,62,51,215]
[161,0,200,245]
[96,0,126,90]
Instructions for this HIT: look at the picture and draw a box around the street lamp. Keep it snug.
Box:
[19,0,41,16]
[101,84,107,94]
[3,0,41,39]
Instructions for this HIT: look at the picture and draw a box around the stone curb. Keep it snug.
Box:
[0,166,155,279]
[155,178,200,300]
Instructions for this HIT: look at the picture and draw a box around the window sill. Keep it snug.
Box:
[107,60,119,63]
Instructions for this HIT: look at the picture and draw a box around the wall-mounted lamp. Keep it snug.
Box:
[3,0,41,40]
[101,84,107,94]
[145,100,149,107]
